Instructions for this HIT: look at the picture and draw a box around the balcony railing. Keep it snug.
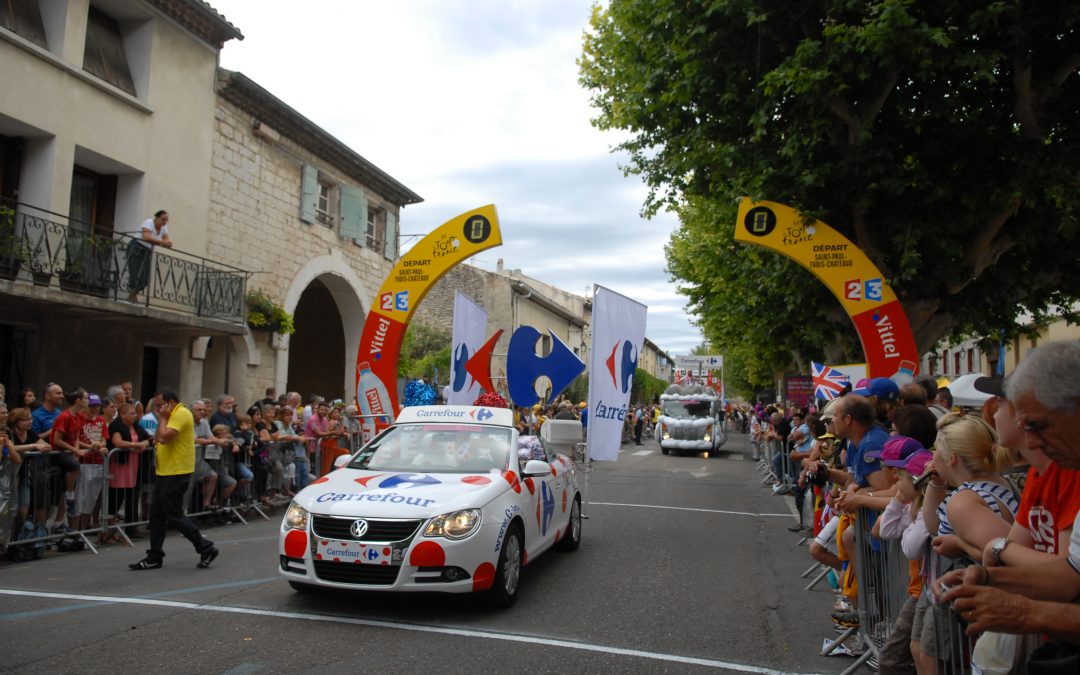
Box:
[0,199,247,323]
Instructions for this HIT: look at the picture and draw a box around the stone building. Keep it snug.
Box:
[0,0,245,402]
[0,1,422,408]
[206,70,422,407]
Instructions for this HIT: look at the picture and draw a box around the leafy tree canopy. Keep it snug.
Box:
[581,0,1080,369]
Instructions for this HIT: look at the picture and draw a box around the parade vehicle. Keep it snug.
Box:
[655,385,727,456]
[278,405,582,607]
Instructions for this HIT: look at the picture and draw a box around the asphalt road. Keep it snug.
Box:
[0,431,854,674]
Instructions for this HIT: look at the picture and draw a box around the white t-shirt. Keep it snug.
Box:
[137,217,168,249]
[1069,510,1080,575]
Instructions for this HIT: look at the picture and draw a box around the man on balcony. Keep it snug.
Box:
[127,210,172,303]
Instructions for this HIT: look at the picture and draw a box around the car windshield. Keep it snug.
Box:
[662,399,713,418]
[349,424,512,473]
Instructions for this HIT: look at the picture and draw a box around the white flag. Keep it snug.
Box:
[586,286,648,461]
[449,292,487,405]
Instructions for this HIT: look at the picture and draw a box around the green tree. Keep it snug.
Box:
[581,1,1080,367]
[399,322,451,383]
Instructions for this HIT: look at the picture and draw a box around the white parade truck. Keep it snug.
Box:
[655,385,727,456]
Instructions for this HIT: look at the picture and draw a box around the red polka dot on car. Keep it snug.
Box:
[462,475,491,485]
[382,547,391,556]
[283,530,307,558]
[503,471,521,493]
[523,477,535,495]
[309,476,330,485]
[409,540,445,567]
[472,562,495,592]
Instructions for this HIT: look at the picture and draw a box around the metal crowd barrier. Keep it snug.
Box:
[816,509,977,674]
[4,439,290,559]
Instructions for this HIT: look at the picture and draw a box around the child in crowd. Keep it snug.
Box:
[74,395,109,533]
[206,424,239,513]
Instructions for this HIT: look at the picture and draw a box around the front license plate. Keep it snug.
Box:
[315,539,397,565]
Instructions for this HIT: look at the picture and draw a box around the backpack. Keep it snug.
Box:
[9,521,46,562]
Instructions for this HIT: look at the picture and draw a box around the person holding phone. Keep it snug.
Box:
[129,388,218,571]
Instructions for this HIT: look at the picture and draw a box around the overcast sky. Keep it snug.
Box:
[211,0,704,356]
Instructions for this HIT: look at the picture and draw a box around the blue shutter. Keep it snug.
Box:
[299,163,318,224]
[384,210,397,260]
[339,184,366,240]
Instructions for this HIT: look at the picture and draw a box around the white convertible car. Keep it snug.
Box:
[279,405,582,606]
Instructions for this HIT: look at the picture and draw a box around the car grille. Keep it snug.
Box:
[313,560,400,585]
[671,426,701,440]
[311,516,422,542]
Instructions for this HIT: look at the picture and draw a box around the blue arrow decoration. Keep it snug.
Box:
[506,326,586,407]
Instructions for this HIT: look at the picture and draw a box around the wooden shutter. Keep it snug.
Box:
[299,163,318,223]
[339,184,366,240]
[384,210,397,260]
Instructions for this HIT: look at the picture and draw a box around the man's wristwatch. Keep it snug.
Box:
[989,536,1011,565]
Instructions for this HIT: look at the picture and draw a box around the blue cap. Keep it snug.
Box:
[851,377,899,401]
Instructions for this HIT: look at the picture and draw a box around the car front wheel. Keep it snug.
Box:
[488,523,523,608]
[556,495,582,552]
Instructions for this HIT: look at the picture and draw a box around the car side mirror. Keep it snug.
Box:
[523,459,552,477]
[333,454,351,470]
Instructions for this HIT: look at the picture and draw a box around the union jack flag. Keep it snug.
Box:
[811,362,850,401]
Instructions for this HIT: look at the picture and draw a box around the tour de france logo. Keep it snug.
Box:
[463,214,492,244]
[744,206,777,237]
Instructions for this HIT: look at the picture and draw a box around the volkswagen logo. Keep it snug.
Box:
[350,519,369,538]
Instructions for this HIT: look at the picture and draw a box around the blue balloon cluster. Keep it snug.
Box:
[404,379,437,407]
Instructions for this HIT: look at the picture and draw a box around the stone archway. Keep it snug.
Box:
[277,252,372,402]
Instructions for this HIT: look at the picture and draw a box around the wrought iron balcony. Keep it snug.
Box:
[0,199,247,323]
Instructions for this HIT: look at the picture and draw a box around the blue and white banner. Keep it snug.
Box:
[586,286,648,461]
[449,292,487,405]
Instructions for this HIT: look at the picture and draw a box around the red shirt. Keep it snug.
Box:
[50,409,84,454]
[1016,462,1080,555]
[79,415,107,465]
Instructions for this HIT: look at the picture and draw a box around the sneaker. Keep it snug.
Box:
[197,546,219,569]
[771,484,791,495]
[787,523,805,532]
[831,609,859,626]
[129,558,163,570]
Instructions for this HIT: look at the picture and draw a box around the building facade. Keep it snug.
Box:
[205,70,421,407]
[0,0,244,403]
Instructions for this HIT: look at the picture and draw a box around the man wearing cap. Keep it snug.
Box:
[939,341,1080,646]
[73,394,109,532]
[852,377,900,427]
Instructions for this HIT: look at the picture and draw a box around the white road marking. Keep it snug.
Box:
[0,588,821,674]
[590,501,794,518]
[632,450,652,456]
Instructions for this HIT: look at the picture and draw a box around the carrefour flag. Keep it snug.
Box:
[587,286,648,461]
[449,292,487,405]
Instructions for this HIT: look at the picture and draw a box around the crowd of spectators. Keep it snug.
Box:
[747,340,1080,672]
[0,383,362,559]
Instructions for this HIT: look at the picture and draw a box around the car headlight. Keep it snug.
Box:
[424,509,482,540]
[704,425,712,442]
[284,502,309,531]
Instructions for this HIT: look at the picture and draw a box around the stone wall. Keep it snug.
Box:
[205,96,403,405]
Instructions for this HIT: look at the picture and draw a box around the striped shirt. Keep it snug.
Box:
[936,480,1018,536]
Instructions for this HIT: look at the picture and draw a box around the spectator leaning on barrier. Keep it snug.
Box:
[130,388,217,570]
[107,402,150,539]
[938,341,1080,654]
[49,388,88,532]
[189,400,219,513]
[73,394,110,533]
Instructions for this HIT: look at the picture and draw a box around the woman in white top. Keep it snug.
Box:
[126,210,172,301]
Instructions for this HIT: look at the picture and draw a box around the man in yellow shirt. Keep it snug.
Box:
[129,388,218,570]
